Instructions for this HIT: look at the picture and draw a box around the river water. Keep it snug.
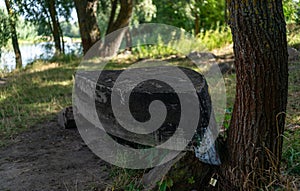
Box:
[0,42,82,71]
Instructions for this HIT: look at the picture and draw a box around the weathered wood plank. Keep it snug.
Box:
[74,67,212,147]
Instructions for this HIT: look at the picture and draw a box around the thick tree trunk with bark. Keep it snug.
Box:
[219,0,289,189]
[5,0,22,69]
[48,0,62,56]
[74,0,101,54]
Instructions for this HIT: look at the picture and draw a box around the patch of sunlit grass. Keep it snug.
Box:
[0,57,78,143]
[29,62,60,72]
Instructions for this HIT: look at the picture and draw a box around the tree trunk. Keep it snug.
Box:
[48,0,62,56]
[58,19,65,54]
[5,0,22,69]
[100,0,133,57]
[106,0,118,35]
[194,13,200,36]
[224,0,228,25]
[74,0,101,54]
[106,0,133,35]
[220,0,288,189]
[125,29,132,51]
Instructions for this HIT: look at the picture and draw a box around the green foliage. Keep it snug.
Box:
[108,167,144,191]
[0,9,11,50]
[130,25,232,60]
[97,0,157,36]
[97,0,111,36]
[151,0,225,33]
[151,0,194,31]
[196,25,232,50]
[187,176,195,184]
[287,24,300,49]
[56,0,73,21]
[132,44,178,59]
[60,21,80,38]
[157,177,173,191]
[17,19,38,40]
[131,0,157,26]
[124,183,142,191]
[14,0,73,36]
[282,130,300,175]
[189,0,226,32]
[223,108,232,130]
[283,0,300,24]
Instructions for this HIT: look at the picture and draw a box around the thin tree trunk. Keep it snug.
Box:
[194,13,200,36]
[58,18,65,54]
[74,0,101,54]
[220,0,288,189]
[5,0,22,69]
[48,0,62,56]
[224,0,228,25]
[106,0,118,35]
[125,29,132,51]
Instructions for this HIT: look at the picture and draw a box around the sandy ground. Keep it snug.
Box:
[0,117,112,191]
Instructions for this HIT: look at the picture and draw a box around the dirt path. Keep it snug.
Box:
[0,117,112,191]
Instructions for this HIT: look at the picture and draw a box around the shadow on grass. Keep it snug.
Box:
[0,63,76,139]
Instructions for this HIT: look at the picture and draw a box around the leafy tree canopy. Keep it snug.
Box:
[0,9,11,50]
[283,0,300,24]
[151,0,225,33]
[13,0,73,36]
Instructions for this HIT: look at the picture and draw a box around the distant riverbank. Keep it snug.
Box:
[0,41,82,71]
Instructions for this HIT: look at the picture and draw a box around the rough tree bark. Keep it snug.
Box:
[5,0,22,69]
[74,0,101,54]
[48,0,62,56]
[219,0,289,189]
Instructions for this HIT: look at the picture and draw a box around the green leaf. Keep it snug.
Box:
[159,181,167,191]
[166,178,173,187]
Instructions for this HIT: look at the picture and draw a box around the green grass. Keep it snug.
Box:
[107,167,144,190]
[0,55,79,144]
[113,25,233,60]
[196,25,232,51]
[283,130,300,175]
[287,24,300,49]
[282,61,300,177]
[286,62,300,125]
